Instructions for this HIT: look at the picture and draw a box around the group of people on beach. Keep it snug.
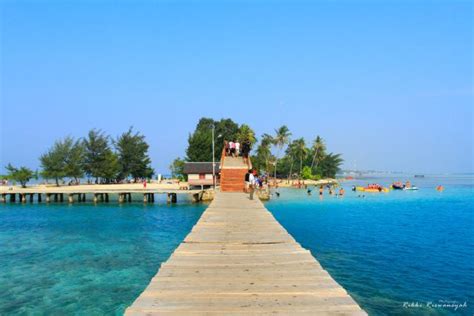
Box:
[224,140,251,163]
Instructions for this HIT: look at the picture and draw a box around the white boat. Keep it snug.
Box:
[404,186,418,191]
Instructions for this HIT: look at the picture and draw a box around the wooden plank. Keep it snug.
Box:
[125,192,366,315]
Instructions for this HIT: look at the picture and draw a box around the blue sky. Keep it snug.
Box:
[1,0,472,174]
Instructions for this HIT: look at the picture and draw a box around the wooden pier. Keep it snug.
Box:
[0,186,208,204]
[125,192,366,315]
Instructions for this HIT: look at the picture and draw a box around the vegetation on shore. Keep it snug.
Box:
[172,118,343,180]
[4,118,342,187]
[5,127,153,187]
[4,164,37,188]
[171,118,257,181]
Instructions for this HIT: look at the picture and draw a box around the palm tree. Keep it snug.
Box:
[294,138,307,176]
[319,153,343,178]
[310,136,326,172]
[272,125,291,179]
[285,141,299,181]
[258,133,274,173]
[236,124,257,146]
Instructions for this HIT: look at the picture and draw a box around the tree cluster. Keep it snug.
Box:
[39,127,154,186]
[251,127,343,179]
[4,164,37,188]
[171,118,343,180]
[171,118,257,179]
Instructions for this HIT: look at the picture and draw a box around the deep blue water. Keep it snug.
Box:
[0,196,206,315]
[266,175,474,315]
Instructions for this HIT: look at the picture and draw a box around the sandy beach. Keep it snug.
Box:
[0,180,188,194]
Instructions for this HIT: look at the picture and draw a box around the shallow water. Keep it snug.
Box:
[265,176,474,315]
[0,198,206,315]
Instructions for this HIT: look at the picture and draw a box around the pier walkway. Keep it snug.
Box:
[126,192,366,315]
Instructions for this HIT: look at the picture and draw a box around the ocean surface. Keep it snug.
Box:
[0,175,472,315]
[266,175,474,315]
[0,195,206,315]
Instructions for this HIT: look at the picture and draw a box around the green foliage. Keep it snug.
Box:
[115,127,154,180]
[64,138,85,182]
[40,138,70,185]
[5,164,35,187]
[236,124,257,146]
[284,140,298,178]
[272,125,292,178]
[186,119,214,162]
[310,136,326,172]
[83,129,119,181]
[186,118,241,162]
[252,133,274,174]
[294,138,307,175]
[252,129,343,179]
[301,166,313,180]
[101,150,120,182]
[317,153,344,178]
[170,157,186,180]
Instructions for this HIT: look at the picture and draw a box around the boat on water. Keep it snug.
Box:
[414,175,425,178]
[391,182,405,190]
[404,186,419,191]
[356,185,390,193]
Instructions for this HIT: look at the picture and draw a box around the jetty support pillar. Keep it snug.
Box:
[167,193,177,204]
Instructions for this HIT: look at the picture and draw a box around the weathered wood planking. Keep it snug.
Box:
[126,192,366,315]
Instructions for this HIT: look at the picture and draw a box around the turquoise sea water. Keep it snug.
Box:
[266,175,474,315]
[0,176,472,315]
[0,196,206,315]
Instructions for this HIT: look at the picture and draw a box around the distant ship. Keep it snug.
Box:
[414,175,425,178]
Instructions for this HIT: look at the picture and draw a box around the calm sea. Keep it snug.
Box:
[0,195,206,315]
[266,175,474,315]
[0,175,472,315]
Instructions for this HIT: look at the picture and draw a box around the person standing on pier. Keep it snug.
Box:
[244,169,251,193]
[229,140,235,157]
[235,141,240,156]
[249,169,256,200]
[242,140,251,164]
[143,179,147,189]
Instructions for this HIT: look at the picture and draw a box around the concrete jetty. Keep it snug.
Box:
[0,186,208,204]
[125,192,366,315]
